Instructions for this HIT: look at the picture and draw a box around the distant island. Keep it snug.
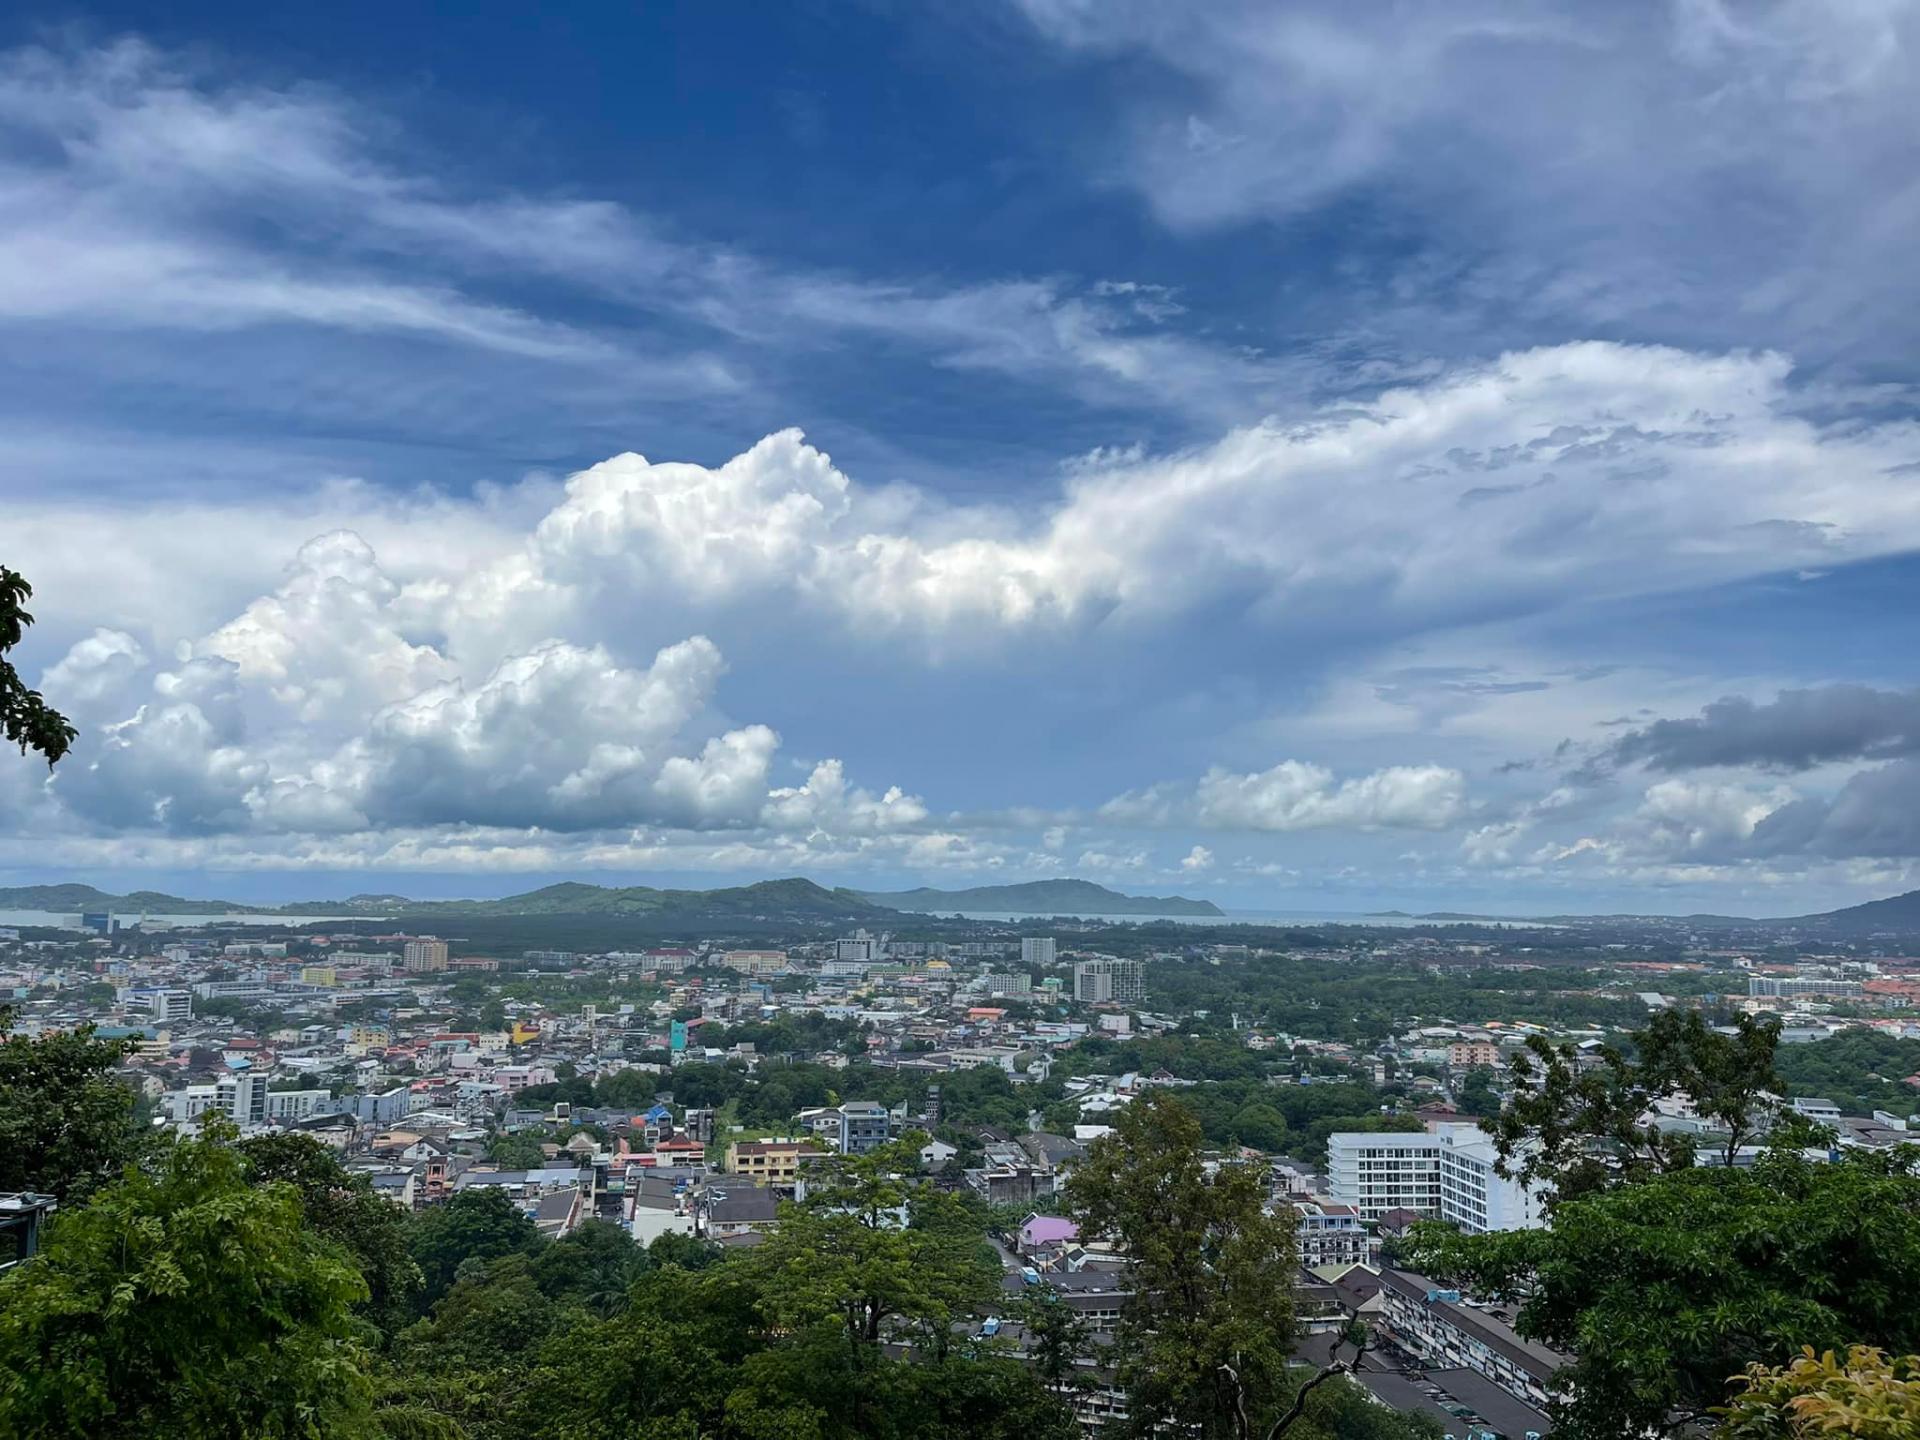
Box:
[857,879,1224,917]
[13,878,1920,932]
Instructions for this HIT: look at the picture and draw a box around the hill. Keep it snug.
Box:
[373,878,893,920]
[857,879,1224,917]
[0,883,253,914]
[1787,887,1920,934]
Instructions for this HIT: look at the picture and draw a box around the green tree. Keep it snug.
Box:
[1411,1150,1920,1439]
[0,1016,145,1203]
[237,1132,425,1342]
[1065,1091,1298,1439]
[1486,1010,1783,1200]
[0,567,76,766]
[531,1219,650,1315]
[407,1187,542,1305]
[0,1125,374,1438]
[1226,1101,1289,1152]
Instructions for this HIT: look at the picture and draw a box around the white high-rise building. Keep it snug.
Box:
[1074,957,1143,1005]
[1327,1124,1546,1232]
[149,989,193,1022]
[1021,937,1057,967]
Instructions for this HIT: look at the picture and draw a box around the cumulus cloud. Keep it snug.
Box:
[1104,759,1466,832]
[1180,844,1215,872]
[348,344,1920,648]
[29,528,918,846]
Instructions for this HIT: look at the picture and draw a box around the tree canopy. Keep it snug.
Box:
[0,566,76,766]
[0,1125,375,1439]
[1412,1150,1920,1439]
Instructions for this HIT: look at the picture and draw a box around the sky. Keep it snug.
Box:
[4,1,1920,915]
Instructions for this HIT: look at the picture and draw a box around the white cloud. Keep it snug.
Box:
[1180,843,1215,872]
[1104,759,1466,833]
[428,345,1920,642]
[1011,2,1920,356]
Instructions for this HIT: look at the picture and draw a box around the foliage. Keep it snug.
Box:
[1065,1091,1298,1439]
[406,1187,542,1306]
[1721,1346,1920,1438]
[0,1124,375,1438]
[0,567,77,766]
[0,1015,146,1203]
[1773,1031,1920,1118]
[1486,1010,1783,1200]
[1410,1151,1920,1439]
[237,1132,425,1342]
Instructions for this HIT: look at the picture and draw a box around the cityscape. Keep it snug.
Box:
[6,4,1920,1439]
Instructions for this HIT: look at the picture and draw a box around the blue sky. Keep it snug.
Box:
[5,2,1920,914]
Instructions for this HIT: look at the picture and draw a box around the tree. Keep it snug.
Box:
[237,1132,424,1342]
[1454,1067,1499,1119]
[1410,1151,1920,1439]
[1486,1010,1783,1200]
[407,1187,542,1305]
[0,1016,146,1203]
[1721,1346,1920,1438]
[1064,1091,1298,1439]
[531,1219,650,1315]
[0,567,76,766]
[0,1124,375,1438]
[1017,1281,1094,1417]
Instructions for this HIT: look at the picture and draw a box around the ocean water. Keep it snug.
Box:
[0,910,380,930]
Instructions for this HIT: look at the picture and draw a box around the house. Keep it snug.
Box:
[1016,1213,1079,1253]
[700,1185,780,1240]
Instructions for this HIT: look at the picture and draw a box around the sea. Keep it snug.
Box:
[0,910,380,931]
[920,909,1544,929]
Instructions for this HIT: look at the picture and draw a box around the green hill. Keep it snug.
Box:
[858,879,1223,917]
[0,883,253,914]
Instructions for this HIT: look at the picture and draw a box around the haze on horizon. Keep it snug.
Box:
[6,3,1920,917]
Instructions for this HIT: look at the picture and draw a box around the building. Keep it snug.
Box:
[1378,1267,1566,1415]
[722,949,789,976]
[1021,937,1057,967]
[148,989,193,1022]
[299,965,337,987]
[1447,1041,1502,1069]
[837,1101,893,1155]
[168,1072,269,1129]
[834,932,878,963]
[1328,1124,1546,1232]
[982,972,1032,996]
[726,1140,827,1188]
[1074,957,1143,1006]
[701,1185,780,1240]
[403,938,450,972]
[1293,1200,1371,1268]
[265,1088,333,1123]
[1749,976,1862,1000]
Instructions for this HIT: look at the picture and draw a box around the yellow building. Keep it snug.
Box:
[722,949,789,976]
[725,1139,827,1187]
[300,965,337,987]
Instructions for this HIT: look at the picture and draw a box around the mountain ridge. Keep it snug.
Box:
[856,879,1224,917]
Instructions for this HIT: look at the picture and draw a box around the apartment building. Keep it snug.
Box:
[1293,1200,1372,1269]
[1328,1124,1546,1232]
[1021,937,1057,967]
[726,1140,827,1188]
[1074,957,1143,1006]
[1378,1267,1565,1417]
[1749,975,1862,999]
[403,938,449,972]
